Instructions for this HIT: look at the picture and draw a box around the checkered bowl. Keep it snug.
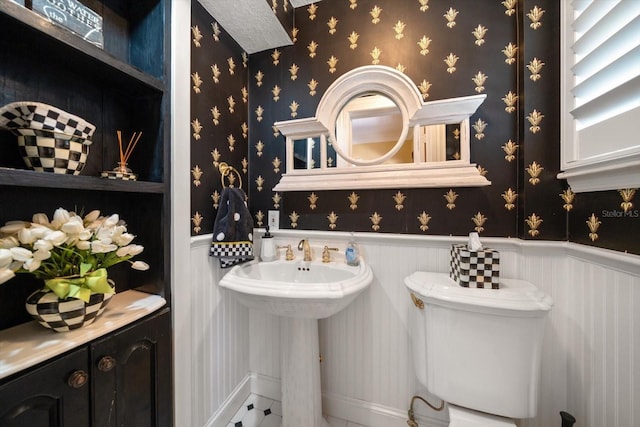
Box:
[14,128,90,175]
[0,101,96,140]
[25,288,113,332]
[0,102,96,175]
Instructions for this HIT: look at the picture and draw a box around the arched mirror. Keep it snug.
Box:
[274,65,490,191]
[334,92,409,165]
[332,92,468,166]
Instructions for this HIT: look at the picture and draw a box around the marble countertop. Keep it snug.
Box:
[0,290,167,381]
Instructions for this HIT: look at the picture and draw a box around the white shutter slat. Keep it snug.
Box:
[571,0,593,15]
[572,16,640,80]
[570,75,640,127]
[573,1,639,57]
[572,44,640,105]
[572,0,617,34]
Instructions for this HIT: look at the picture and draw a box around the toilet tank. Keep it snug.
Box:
[405,272,553,419]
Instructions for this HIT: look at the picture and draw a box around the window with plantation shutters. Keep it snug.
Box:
[558,0,640,192]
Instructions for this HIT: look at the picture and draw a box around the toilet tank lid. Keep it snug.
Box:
[404,272,553,313]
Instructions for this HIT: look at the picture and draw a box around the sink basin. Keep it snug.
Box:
[219,256,373,427]
[219,259,373,319]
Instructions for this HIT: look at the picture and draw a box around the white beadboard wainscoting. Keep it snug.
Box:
[189,239,251,427]
[189,231,640,427]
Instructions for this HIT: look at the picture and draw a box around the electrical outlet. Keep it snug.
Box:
[268,210,280,230]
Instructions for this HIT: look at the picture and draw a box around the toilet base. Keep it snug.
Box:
[448,404,516,427]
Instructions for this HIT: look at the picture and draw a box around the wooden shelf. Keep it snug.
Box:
[0,0,165,93]
[0,168,165,193]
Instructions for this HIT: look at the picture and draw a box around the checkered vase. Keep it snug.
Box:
[25,288,113,332]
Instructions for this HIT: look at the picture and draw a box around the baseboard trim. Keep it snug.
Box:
[250,373,448,427]
[205,374,252,427]
[250,372,282,401]
[322,391,448,427]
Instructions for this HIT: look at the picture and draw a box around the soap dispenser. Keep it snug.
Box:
[345,233,360,266]
[260,226,277,262]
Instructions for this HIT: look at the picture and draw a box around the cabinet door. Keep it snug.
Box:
[0,347,90,427]
[91,309,172,427]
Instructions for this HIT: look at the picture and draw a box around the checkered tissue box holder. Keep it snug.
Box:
[449,244,500,289]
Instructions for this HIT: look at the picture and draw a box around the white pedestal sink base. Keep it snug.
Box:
[218,258,373,426]
[280,317,330,427]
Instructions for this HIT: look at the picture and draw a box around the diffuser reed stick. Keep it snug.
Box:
[101,131,142,180]
[116,130,143,171]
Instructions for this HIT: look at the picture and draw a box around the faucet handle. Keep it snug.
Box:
[278,244,295,260]
[322,246,339,263]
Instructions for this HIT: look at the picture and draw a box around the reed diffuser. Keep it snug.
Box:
[101,130,142,180]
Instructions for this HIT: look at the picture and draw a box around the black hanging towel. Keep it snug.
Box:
[210,188,254,268]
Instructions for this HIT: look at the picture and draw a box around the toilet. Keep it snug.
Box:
[404,271,553,426]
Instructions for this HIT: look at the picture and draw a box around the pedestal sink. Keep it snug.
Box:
[219,257,373,427]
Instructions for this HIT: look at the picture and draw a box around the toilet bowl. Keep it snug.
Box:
[405,271,552,425]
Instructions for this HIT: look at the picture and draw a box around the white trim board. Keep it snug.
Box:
[192,232,640,275]
[205,374,252,427]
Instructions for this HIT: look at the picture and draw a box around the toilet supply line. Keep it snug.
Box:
[406,394,444,427]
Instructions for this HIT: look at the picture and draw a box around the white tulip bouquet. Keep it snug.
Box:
[0,208,149,302]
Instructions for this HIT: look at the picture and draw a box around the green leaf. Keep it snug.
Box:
[80,262,92,277]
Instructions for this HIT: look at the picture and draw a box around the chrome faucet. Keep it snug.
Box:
[298,239,312,261]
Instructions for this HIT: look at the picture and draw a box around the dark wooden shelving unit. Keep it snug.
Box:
[0,0,171,323]
[0,0,172,424]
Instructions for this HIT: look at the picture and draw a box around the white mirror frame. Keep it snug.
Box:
[319,67,416,166]
[334,93,407,165]
[273,65,490,191]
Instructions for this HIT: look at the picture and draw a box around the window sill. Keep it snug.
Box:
[557,149,640,192]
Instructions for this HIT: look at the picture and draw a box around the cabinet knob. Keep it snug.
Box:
[67,370,88,389]
[98,356,117,372]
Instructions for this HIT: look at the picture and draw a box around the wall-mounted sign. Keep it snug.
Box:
[32,0,103,48]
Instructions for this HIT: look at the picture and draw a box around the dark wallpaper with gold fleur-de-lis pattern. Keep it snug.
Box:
[190,1,249,236]
[191,0,639,255]
[248,0,563,239]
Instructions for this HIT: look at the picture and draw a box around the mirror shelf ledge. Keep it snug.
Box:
[273,163,490,191]
[275,117,328,138]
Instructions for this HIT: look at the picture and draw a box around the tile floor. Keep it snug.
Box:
[227,394,367,427]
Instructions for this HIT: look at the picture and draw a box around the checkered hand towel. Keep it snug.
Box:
[210,188,254,268]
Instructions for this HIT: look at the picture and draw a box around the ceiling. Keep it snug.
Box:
[198,0,322,54]
[289,0,319,6]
